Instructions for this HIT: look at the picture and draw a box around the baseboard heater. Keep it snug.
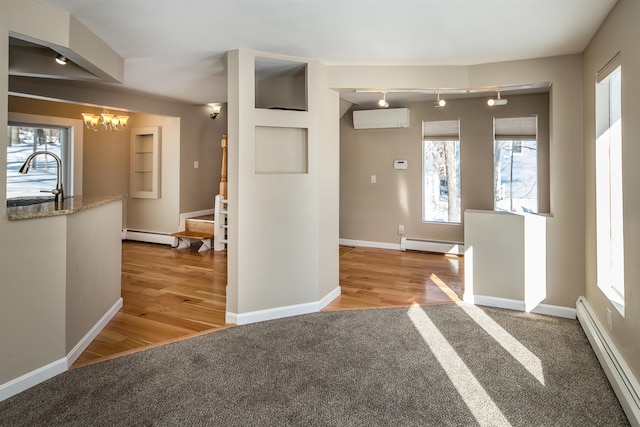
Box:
[123,229,174,246]
[576,297,640,425]
[400,237,464,255]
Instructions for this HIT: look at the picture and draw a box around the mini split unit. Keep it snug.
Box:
[353,108,411,129]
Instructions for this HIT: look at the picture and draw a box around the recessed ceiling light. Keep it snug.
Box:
[55,54,67,65]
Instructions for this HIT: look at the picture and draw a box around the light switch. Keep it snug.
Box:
[371,175,377,184]
[194,161,199,169]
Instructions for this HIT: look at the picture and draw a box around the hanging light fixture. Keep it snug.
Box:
[378,92,389,108]
[81,109,129,131]
[434,93,446,107]
[487,91,508,106]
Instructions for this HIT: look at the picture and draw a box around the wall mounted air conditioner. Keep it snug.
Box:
[353,108,410,129]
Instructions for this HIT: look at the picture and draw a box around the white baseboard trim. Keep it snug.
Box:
[339,238,401,251]
[576,296,640,426]
[319,286,341,310]
[178,209,214,232]
[124,229,174,245]
[66,298,123,367]
[0,297,124,402]
[530,303,577,319]
[226,286,341,325]
[0,358,67,402]
[468,294,576,319]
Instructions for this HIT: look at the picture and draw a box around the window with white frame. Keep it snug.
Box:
[422,119,461,223]
[493,116,538,213]
[595,54,624,314]
[6,123,71,200]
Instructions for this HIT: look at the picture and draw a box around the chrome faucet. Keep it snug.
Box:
[19,151,64,204]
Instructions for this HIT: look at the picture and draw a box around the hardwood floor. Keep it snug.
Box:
[72,241,229,368]
[72,242,464,368]
[325,246,463,311]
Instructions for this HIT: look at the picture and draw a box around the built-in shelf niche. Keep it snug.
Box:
[255,126,308,174]
[130,126,160,199]
[254,56,307,111]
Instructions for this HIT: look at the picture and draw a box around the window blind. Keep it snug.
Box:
[494,116,537,140]
[596,52,621,83]
[423,119,460,140]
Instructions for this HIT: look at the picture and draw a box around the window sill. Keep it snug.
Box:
[599,284,625,317]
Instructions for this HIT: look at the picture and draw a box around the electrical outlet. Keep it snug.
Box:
[607,308,612,331]
[398,225,405,235]
[371,175,377,184]
[194,160,199,169]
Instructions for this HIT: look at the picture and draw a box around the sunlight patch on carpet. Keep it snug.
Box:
[407,304,512,427]
[458,302,545,385]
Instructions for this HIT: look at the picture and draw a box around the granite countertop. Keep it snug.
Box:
[6,195,125,221]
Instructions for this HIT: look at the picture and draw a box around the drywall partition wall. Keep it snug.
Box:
[339,93,549,246]
[464,210,547,311]
[583,0,640,386]
[226,50,339,323]
[0,0,123,393]
[330,55,583,309]
[65,200,122,354]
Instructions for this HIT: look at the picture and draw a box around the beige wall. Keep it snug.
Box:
[340,93,549,244]
[9,77,227,217]
[1,0,225,388]
[66,200,122,353]
[227,50,339,319]
[582,0,640,380]
[331,55,584,308]
[7,96,202,233]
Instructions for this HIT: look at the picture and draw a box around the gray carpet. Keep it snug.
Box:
[0,304,629,426]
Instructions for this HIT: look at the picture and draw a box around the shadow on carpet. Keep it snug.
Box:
[0,304,629,426]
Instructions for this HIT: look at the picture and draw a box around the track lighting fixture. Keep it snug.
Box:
[487,91,508,106]
[378,92,389,108]
[434,93,446,108]
[55,54,67,65]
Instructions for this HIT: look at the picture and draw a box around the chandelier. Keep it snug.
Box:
[81,109,129,131]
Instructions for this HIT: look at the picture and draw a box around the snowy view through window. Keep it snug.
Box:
[494,140,537,213]
[423,140,461,223]
[6,125,66,199]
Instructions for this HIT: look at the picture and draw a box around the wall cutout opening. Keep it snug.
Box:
[254,56,307,111]
[255,127,308,174]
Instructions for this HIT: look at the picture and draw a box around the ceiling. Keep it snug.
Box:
[23,0,617,106]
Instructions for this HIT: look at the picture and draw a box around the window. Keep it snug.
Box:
[595,55,624,313]
[423,120,461,223]
[7,123,71,199]
[493,116,538,213]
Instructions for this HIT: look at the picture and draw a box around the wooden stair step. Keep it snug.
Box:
[170,231,214,240]
[185,217,214,234]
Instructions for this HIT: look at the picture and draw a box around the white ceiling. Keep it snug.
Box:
[34,0,617,105]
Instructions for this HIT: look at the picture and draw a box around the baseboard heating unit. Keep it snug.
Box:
[400,237,463,255]
[576,297,640,426]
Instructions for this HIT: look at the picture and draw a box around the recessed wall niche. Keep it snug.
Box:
[254,56,307,111]
[130,126,160,198]
[255,126,308,174]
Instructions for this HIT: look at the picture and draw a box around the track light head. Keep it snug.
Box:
[378,92,389,108]
[434,93,446,107]
[487,91,507,106]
